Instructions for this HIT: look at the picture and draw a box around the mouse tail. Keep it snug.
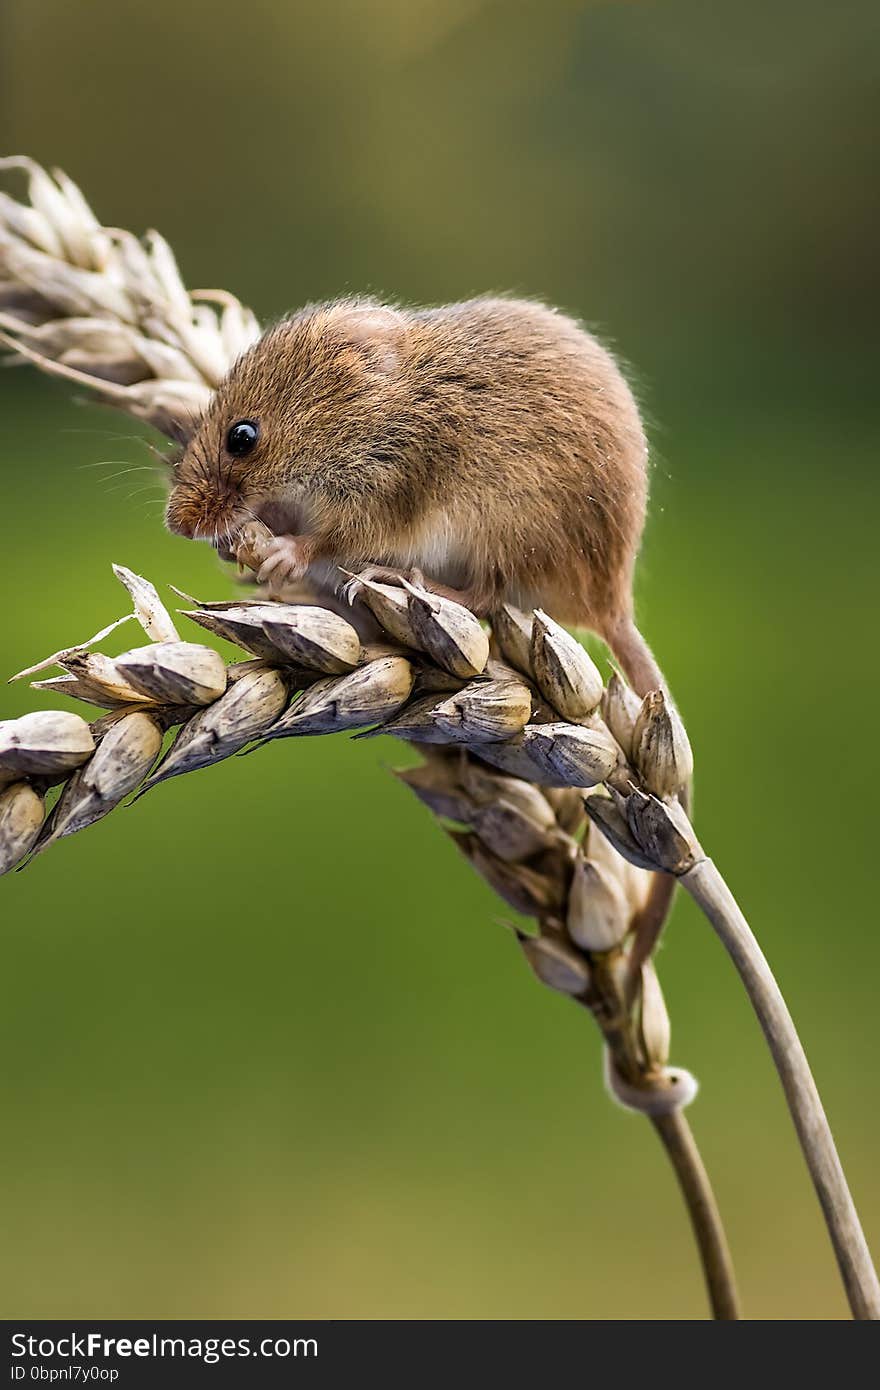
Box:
[599,612,692,982]
[601,613,667,700]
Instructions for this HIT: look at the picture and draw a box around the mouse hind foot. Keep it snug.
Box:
[344,564,492,616]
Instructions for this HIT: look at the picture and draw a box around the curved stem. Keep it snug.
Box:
[651,1109,740,1319]
[587,956,739,1319]
[682,857,880,1320]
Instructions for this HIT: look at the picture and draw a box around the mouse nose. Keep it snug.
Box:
[164,491,197,538]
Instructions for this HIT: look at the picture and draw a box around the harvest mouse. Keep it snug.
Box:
[165,296,665,697]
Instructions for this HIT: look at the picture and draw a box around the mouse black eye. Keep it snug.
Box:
[226,420,260,457]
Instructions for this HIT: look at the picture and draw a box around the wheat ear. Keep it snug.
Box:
[0,156,258,437]
[1,563,739,1318]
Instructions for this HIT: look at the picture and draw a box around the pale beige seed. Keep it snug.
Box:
[181,606,293,661]
[394,760,481,823]
[220,657,320,692]
[130,333,208,385]
[485,655,527,685]
[583,791,658,871]
[0,781,45,876]
[622,862,655,914]
[397,755,562,832]
[265,656,414,737]
[88,706,168,741]
[261,607,361,674]
[53,650,151,706]
[38,711,163,845]
[115,642,227,706]
[542,786,587,837]
[471,798,557,863]
[518,933,591,996]
[182,597,356,673]
[451,832,562,917]
[460,759,560,831]
[632,690,694,798]
[0,185,64,255]
[404,584,489,679]
[0,710,94,776]
[602,671,643,762]
[346,576,421,648]
[584,819,653,915]
[490,604,534,675]
[432,679,532,743]
[624,788,698,875]
[28,672,145,708]
[101,225,153,294]
[23,320,126,357]
[225,658,281,683]
[522,722,619,788]
[360,641,408,663]
[3,236,132,321]
[3,157,101,270]
[412,659,469,694]
[466,733,560,786]
[138,666,289,792]
[144,230,196,324]
[567,856,631,952]
[0,345,210,438]
[124,380,214,436]
[10,317,138,368]
[111,564,180,642]
[364,694,453,744]
[530,610,604,721]
[638,960,671,1069]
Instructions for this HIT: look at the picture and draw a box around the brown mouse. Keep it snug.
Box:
[165,295,664,697]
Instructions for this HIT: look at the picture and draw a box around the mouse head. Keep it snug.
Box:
[165,298,406,549]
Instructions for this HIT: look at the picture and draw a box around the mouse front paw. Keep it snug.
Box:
[257,534,316,592]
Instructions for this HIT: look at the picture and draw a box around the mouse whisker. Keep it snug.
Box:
[235,502,268,530]
[120,484,167,503]
[92,464,161,484]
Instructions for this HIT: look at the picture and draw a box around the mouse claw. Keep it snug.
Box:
[347,564,427,593]
[338,568,366,606]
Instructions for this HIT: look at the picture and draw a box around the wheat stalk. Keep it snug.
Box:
[1,157,877,1319]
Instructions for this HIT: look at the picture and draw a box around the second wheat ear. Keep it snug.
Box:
[1,157,878,1319]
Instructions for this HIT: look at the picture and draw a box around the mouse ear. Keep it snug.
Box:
[164,412,199,447]
[334,303,405,376]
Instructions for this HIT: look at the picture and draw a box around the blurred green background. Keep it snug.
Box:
[1,0,878,1320]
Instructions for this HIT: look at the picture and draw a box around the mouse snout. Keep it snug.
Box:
[165,482,240,545]
[164,485,203,539]
[164,491,196,538]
